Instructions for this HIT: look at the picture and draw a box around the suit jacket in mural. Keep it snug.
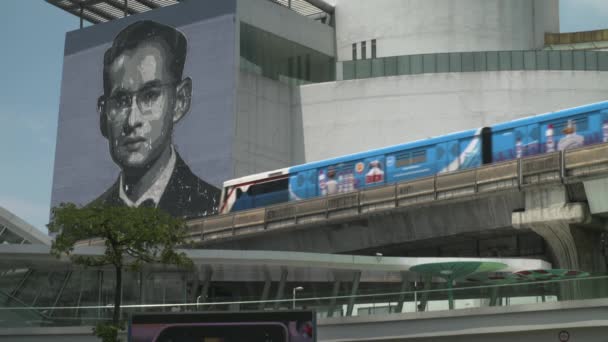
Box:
[89,152,220,219]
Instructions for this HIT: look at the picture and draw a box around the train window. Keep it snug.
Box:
[328,162,356,174]
[549,116,588,134]
[396,150,427,167]
[249,178,289,196]
[310,170,317,184]
[436,145,445,160]
[515,131,523,141]
[529,126,540,141]
[451,143,459,156]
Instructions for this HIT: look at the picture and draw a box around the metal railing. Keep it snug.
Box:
[186,143,608,243]
[1,274,607,328]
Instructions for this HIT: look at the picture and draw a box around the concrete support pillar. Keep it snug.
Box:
[327,279,342,318]
[197,266,213,310]
[417,276,432,312]
[395,271,410,313]
[258,268,272,310]
[513,203,589,270]
[273,267,288,310]
[189,269,199,306]
[512,186,604,273]
[345,271,361,316]
[489,286,500,307]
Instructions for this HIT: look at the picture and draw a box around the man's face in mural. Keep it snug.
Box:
[103,41,191,170]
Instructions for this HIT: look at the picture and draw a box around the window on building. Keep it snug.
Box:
[239,22,335,84]
[297,55,302,80]
[305,54,311,81]
[352,43,357,61]
[361,41,367,60]
[288,56,294,79]
[371,39,377,59]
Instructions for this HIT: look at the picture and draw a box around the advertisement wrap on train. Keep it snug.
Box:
[220,101,608,214]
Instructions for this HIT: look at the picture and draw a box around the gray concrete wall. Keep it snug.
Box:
[334,0,559,61]
[234,71,293,177]
[205,191,525,254]
[534,0,560,49]
[3,300,607,342]
[318,299,608,342]
[237,0,335,57]
[292,70,608,162]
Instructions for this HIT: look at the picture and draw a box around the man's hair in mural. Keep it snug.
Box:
[102,20,187,95]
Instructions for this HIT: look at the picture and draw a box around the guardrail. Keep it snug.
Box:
[4,275,607,328]
[186,143,608,243]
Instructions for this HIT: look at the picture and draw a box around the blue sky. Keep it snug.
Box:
[0,0,607,233]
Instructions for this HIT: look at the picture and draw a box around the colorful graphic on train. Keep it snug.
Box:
[221,101,608,213]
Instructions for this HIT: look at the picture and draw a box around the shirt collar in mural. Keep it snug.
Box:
[118,146,177,208]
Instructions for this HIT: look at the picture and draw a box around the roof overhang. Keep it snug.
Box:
[0,207,51,246]
[45,0,332,25]
[0,244,550,282]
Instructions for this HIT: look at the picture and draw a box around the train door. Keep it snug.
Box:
[491,129,516,162]
[306,169,318,198]
[513,126,527,159]
[457,134,483,170]
[525,124,541,156]
[440,140,460,172]
[436,142,449,174]
[290,169,317,201]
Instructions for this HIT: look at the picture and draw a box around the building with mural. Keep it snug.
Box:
[1,0,608,340]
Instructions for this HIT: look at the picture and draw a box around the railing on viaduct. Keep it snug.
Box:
[186,143,608,243]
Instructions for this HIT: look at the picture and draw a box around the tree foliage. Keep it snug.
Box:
[48,203,193,341]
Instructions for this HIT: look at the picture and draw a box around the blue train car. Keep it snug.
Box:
[491,101,608,163]
[219,100,608,214]
[288,128,490,201]
[220,128,490,213]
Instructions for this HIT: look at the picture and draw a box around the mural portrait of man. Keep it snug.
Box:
[90,20,220,218]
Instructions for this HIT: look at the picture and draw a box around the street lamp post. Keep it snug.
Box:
[196,295,203,311]
[292,286,304,309]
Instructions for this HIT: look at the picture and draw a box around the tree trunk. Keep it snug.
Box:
[113,265,122,325]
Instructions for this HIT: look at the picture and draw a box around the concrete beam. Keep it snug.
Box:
[207,192,524,254]
[583,177,608,216]
[317,299,608,342]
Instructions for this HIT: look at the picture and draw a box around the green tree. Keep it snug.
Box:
[48,203,193,342]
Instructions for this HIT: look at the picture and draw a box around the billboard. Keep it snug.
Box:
[51,1,237,219]
[130,311,316,342]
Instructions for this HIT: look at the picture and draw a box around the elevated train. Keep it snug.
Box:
[220,101,608,213]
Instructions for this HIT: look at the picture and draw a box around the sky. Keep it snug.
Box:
[0,0,608,234]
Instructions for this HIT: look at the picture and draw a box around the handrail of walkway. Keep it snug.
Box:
[2,274,607,327]
[184,143,608,244]
[3,274,606,310]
